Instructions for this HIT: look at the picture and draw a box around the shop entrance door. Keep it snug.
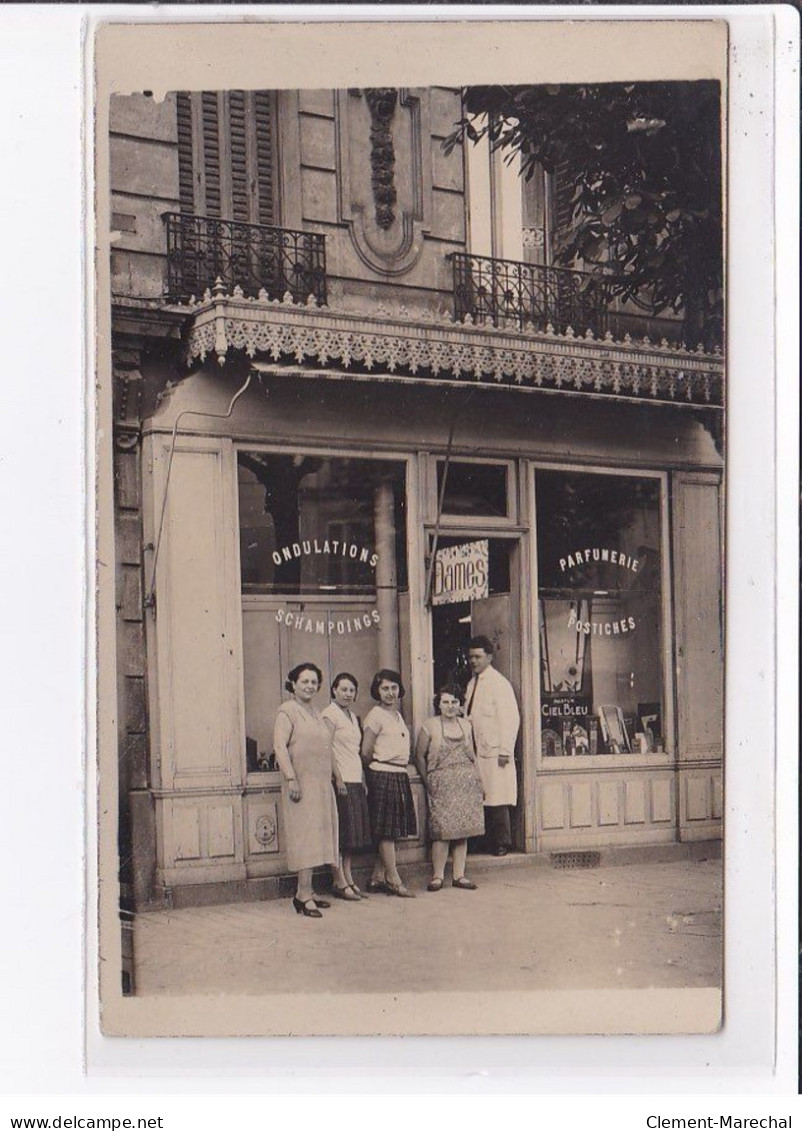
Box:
[429,535,523,848]
[471,593,513,682]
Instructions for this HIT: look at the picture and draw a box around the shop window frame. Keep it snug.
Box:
[529,459,675,772]
[420,445,531,851]
[234,441,420,789]
[237,445,411,596]
[427,454,518,528]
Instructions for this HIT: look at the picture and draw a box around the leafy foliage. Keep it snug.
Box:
[444,82,723,348]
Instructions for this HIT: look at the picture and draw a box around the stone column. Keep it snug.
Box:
[374,478,399,670]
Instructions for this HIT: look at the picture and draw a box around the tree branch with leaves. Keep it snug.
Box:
[444,82,723,349]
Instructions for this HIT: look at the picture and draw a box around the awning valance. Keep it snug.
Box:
[172,287,724,409]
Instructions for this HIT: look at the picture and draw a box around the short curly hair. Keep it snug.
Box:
[433,683,465,714]
[370,668,406,701]
[330,671,359,696]
[284,662,323,693]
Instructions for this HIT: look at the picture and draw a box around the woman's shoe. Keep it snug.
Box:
[292,896,322,918]
[332,885,360,902]
[452,877,478,890]
[366,878,388,894]
[385,881,416,898]
[313,898,331,909]
[350,884,368,899]
[427,878,444,892]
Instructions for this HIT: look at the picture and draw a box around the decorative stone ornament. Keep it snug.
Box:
[522,227,546,249]
[335,88,433,277]
[255,814,277,847]
[363,88,399,230]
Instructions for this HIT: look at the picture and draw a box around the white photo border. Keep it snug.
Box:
[0,0,794,1093]
[87,3,787,1081]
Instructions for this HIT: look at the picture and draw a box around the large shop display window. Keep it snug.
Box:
[237,453,409,771]
[535,469,664,758]
[238,453,408,593]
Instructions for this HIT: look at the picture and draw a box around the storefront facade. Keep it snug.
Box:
[109,85,724,910]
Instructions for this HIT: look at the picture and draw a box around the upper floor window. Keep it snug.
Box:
[466,116,570,268]
[176,90,280,225]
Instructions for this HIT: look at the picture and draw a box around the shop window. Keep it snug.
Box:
[238,453,410,772]
[535,469,664,757]
[436,460,510,519]
[238,453,407,594]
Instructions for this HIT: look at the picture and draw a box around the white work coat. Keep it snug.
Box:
[465,665,520,807]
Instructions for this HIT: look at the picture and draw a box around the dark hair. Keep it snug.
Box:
[284,662,323,693]
[370,668,406,701]
[331,671,359,696]
[468,635,494,656]
[433,683,465,714]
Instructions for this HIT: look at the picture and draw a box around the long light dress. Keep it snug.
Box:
[273,699,339,872]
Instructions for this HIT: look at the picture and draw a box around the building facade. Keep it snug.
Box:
[108,87,724,916]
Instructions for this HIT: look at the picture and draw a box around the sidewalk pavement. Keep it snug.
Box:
[131,854,722,997]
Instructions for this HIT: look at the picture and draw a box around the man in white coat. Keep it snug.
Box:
[464,635,520,856]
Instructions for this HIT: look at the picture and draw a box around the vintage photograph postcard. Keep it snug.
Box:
[95,18,727,1038]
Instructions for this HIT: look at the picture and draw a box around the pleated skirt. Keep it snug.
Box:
[336,782,373,853]
[366,767,417,841]
[364,769,416,841]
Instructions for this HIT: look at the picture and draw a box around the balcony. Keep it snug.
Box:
[451,252,608,338]
[163,212,327,305]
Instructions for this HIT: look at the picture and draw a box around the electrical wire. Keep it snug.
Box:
[423,386,477,607]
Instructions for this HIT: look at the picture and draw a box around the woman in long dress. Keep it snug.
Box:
[361,669,417,898]
[414,684,485,892]
[321,671,372,900]
[273,662,339,918]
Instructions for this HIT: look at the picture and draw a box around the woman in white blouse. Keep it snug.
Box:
[321,672,372,901]
[361,669,417,898]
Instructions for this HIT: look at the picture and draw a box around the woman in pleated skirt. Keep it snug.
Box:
[361,669,417,898]
[321,672,372,901]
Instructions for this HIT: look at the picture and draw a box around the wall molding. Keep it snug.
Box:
[334,88,433,276]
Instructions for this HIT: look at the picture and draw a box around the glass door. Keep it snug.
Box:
[429,535,520,696]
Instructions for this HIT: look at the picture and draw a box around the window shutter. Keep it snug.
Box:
[176,92,195,215]
[672,472,723,841]
[672,474,723,762]
[175,91,279,223]
[200,92,222,218]
[254,91,278,227]
[552,160,575,240]
[228,91,250,222]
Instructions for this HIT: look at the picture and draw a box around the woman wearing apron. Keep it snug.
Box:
[415,684,485,891]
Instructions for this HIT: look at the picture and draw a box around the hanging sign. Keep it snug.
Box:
[432,539,489,606]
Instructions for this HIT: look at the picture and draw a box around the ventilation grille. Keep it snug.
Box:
[550,851,601,870]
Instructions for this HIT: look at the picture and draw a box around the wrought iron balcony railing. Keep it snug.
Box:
[163,213,327,305]
[450,252,608,338]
